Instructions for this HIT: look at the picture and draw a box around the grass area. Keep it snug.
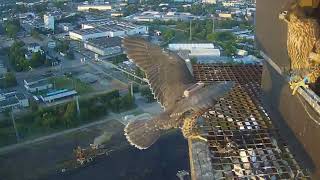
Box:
[50,76,93,94]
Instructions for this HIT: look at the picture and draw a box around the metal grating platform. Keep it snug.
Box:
[190,64,310,179]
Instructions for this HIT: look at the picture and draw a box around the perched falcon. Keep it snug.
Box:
[122,37,234,149]
[280,2,320,87]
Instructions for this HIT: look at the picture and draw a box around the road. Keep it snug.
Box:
[0,109,138,154]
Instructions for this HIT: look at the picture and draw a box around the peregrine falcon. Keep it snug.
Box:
[279,2,320,94]
[122,37,234,149]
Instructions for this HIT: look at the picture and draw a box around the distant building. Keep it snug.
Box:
[27,43,41,53]
[77,5,112,12]
[0,62,7,77]
[110,12,124,17]
[202,0,216,4]
[44,14,55,31]
[173,0,195,2]
[218,13,233,19]
[0,91,29,112]
[47,40,56,49]
[236,49,248,56]
[58,23,75,32]
[69,21,148,41]
[169,43,221,63]
[169,43,221,57]
[84,37,122,56]
[24,77,53,93]
[40,89,77,103]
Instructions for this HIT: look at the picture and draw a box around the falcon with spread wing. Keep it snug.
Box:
[122,37,234,149]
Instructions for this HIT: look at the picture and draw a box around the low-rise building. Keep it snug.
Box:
[40,89,77,103]
[237,49,248,56]
[84,37,122,56]
[58,23,75,32]
[169,43,220,56]
[0,91,29,112]
[69,21,148,41]
[218,13,233,19]
[27,43,41,53]
[77,4,112,12]
[24,77,53,93]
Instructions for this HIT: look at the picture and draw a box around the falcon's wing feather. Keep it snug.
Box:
[122,37,195,109]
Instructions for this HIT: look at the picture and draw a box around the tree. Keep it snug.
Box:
[190,57,197,65]
[123,4,138,16]
[3,72,17,87]
[63,102,77,127]
[5,23,20,38]
[31,29,41,40]
[163,29,175,41]
[141,87,155,102]
[135,67,145,78]
[30,52,45,67]
[41,112,58,128]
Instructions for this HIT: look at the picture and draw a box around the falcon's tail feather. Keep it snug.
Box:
[124,117,163,150]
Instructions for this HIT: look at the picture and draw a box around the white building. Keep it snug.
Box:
[218,13,233,19]
[237,49,248,56]
[77,5,112,11]
[202,0,216,4]
[169,43,221,60]
[84,37,122,56]
[44,14,55,31]
[24,78,53,93]
[27,43,41,53]
[69,22,148,41]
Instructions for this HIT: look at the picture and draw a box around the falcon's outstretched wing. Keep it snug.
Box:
[122,37,195,109]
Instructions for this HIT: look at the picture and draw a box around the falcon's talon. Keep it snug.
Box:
[189,135,208,142]
[289,77,309,95]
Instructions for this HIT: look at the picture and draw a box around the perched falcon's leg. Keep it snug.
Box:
[289,77,309,95]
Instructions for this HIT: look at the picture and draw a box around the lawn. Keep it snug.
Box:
[50,77,93,94]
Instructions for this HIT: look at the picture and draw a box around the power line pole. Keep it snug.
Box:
[189,20,192,41]
[11,107,20,142]
[130,82,133,97]
[212,17,215,33]
[75,95,80,118]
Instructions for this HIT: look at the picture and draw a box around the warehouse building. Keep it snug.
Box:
[84,37,122,56]
[69,20,148,41]
[40,89,77,103]
[168,43,221,57]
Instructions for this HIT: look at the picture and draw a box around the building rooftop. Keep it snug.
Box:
[86,37,122,49]
[189,64,310,179]
[0,96,19,108]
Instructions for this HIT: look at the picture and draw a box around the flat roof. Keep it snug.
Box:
[24,77,49,84]
[27,79,51,88]
[86,36,122,49]
[0,97,19,108]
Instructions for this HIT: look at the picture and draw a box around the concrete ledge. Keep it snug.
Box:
[260,51,320,116]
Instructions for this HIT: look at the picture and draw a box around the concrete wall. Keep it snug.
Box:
[256,0,320,178]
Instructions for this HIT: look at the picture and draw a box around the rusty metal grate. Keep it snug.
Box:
[192,64,310,179]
